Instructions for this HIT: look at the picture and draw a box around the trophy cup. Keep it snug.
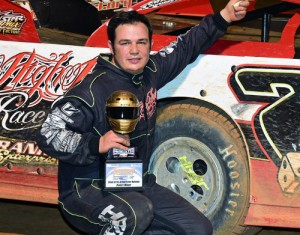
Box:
[104,90,143,191]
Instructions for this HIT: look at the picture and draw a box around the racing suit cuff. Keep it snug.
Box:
[213,12,230,32]
[89,135,100,155]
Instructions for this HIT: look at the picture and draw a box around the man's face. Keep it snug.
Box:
[109,22,151,75]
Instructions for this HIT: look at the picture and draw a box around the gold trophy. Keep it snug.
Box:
[104,90,143,191]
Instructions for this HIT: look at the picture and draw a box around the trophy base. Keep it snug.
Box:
[104,159,144,191]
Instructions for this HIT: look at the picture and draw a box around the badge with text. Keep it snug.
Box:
[105,159,143,190]
[104,90,143,191]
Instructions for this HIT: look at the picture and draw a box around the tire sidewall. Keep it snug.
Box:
[150,103,250,234]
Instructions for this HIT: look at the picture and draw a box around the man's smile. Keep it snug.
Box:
[128,58,141,64]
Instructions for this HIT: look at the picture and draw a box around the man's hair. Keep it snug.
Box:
[107,10,153,45]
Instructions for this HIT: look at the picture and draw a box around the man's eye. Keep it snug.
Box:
[120,42,130,45]
[138,41,147,45]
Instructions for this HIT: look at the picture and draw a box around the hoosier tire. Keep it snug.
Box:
[149,100,253,235]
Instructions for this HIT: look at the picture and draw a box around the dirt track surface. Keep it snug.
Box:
[0,200,299,235]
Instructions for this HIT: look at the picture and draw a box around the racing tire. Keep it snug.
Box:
[149,100,256,235]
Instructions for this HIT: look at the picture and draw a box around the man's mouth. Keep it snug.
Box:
[128,58,141,64]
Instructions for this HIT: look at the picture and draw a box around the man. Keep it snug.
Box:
[37,1,249,234]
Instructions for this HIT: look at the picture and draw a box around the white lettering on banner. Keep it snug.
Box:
[0,139,43,155]
[0,50,96,107]
[0,140,58,165]
[0,91,45,131]
[0,50,96,131]
[0,149,57,165]
[140,0,177,9]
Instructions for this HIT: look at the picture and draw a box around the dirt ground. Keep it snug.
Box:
[0,199,299,235]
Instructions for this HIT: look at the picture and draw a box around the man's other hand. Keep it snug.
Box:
[221,0,250,23]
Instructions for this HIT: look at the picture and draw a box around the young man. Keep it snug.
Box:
[37,1,249,234]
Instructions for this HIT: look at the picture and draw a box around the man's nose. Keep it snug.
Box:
[130,43,139,53]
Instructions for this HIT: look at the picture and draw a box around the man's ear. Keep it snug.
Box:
[108,40,114,54]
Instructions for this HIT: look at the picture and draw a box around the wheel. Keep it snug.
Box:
[149,100,254,235]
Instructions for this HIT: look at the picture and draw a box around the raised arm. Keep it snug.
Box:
[221,0,250,23]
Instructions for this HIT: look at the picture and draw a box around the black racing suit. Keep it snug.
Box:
[37,13,229,235]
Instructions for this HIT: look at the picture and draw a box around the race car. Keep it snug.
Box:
[1,0,300,234]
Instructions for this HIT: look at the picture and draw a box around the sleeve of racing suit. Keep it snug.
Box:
[36,97,100,166]
[153,13,229,89]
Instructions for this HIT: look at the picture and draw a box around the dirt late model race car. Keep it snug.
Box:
[1,0,300,234]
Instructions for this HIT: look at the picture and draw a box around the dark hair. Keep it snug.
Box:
[107,10,153,45]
